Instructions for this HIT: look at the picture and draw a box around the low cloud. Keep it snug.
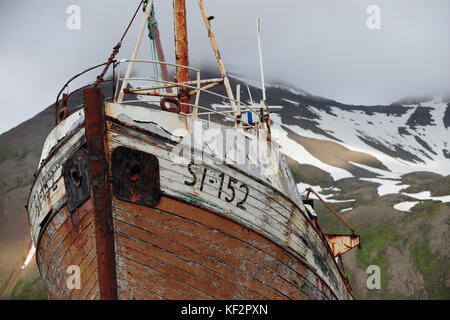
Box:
[1,0,449,133]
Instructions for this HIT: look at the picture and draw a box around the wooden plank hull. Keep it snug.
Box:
[28,98,354,300]
[113,196,335,299]
[36,200,99,299]
[35,194,340,300]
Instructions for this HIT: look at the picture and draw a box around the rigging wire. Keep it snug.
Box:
[145,1,163,88]
[93,0,146,88]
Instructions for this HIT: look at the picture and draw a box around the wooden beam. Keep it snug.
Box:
[197,0,238,127]
[83,88,117,300]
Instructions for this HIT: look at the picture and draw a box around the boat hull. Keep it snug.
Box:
[28,89,354,300]
[112,195,336,299]
[35,193,342,300]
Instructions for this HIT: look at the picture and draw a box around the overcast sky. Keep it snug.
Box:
[1,0,449,134]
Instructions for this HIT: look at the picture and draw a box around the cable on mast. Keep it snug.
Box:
[256,18,267,104]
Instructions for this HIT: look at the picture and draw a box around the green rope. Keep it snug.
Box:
[146,3,158,40]
[144,1,162,89]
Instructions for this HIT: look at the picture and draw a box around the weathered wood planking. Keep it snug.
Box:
[36,200,99,300]
[106,120,348,299]
[28,127,86,245]
[115,234,263,299]
[107,125,307,253]
[39,110,85,167]
[106,104,305,211]
[116,255,188,300]
[115,199,329,299]
[112,196,334,299]
[106,120,309,238]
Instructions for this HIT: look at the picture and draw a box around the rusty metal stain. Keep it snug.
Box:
[55,93,69,125]
[173,0,191,113]
[112,146,161,208]
[83,87,117,299]
[324,234,361,257]
[63,148,91,212]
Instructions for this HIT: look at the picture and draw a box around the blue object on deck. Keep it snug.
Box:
[248,111,253,125]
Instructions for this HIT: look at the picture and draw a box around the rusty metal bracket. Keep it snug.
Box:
[55,93,69,125]
[325,234,361,257]
[306,187,356,234]
[83,87,117,300]
[63,148,91,213]
[112,146,161,208]
[305,187,361,259]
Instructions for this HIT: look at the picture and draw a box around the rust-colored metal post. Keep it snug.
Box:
[83,88,117,300]
[151,22,172,94]
[173,0,191,113]
[306,187,355,234]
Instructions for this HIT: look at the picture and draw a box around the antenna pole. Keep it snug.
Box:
[173,0,191,114]
[236,84,241,127]
[197,0,238,127]
[257,18,266,103]
[257,18,271,141]
[118,0,154,103]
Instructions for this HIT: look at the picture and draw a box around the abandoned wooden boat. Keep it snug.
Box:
[27,0,360,300]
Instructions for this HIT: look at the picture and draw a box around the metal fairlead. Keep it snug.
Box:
[63,148,91,213]
[160,97,181,113]
[112,146,161,208]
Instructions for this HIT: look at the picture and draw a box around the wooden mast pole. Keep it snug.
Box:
[117,0,154,103]
[149,7,173,94]
[197,0,238,127]
[173,0,191,114]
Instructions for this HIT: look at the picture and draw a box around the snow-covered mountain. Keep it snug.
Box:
[212,75,450,209]
[274,95,449,178]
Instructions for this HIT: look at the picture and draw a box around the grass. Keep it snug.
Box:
[0,274,12,296]
[350,200,449,299]
[411,200,444,218]
[10,277,47,300]
[0,148,28,165]
[402,172,450,197]
[355,223,399,299]
[286,156,334,187]
[410,223,450,299]
[303,171,449,300]
[344,268,354,284]
[1,183,23,195]
[313,202,349,234]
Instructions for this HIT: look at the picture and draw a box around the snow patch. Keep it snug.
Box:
[393,201,420,212]
[281,98,300,106]
[278,98,450,176]
[401,191,450,203]
[297,183,355,203]
[360,178,409,196]
[271,114,354,181]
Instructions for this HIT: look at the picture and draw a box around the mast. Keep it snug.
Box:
[173,0,191,114]
[198,0,238,126]
[118,1,154,103]
[149,5,172,93]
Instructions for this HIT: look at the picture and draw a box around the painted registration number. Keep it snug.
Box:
[184,163,250,210]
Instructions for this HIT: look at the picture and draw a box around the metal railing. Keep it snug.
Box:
[54,59,266,133]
